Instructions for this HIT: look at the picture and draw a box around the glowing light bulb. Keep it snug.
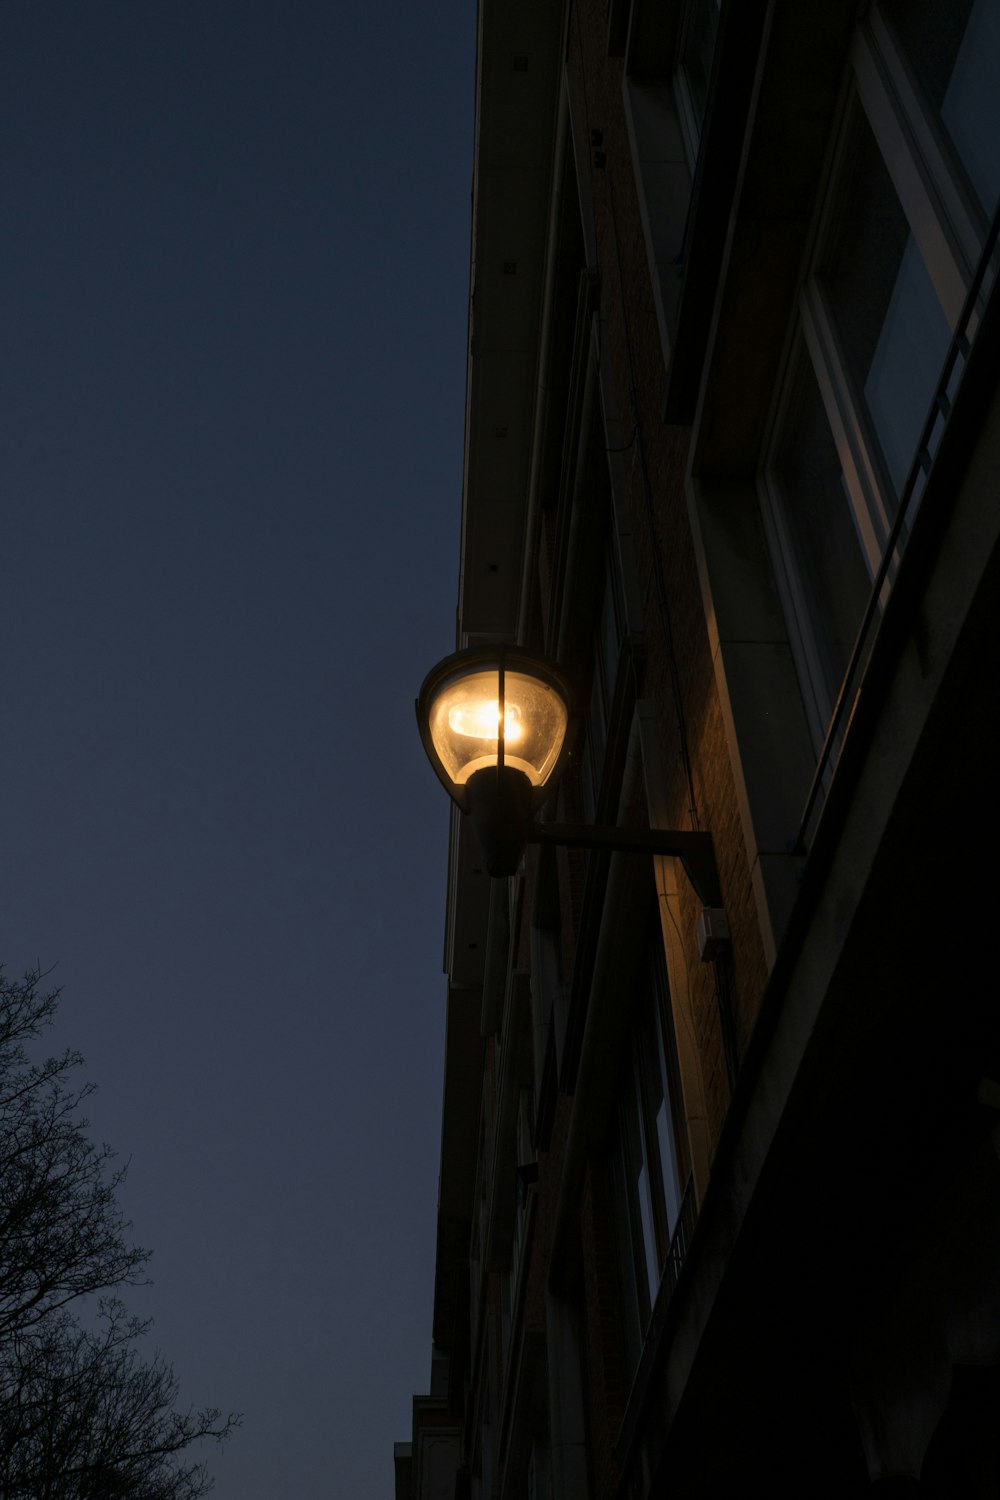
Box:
[447,699,524,744]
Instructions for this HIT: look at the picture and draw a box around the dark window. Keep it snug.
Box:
[882,0,1000,220]
[819,107,951,502]
[610,925,689,1372]
[771,351,874,714]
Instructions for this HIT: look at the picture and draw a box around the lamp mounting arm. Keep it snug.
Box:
[526,823,722,908]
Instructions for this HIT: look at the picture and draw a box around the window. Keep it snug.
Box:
[881,0,1000,224]
[761,1,999,744]
[527,1440,551,1500]
[621,0,723,358]
[769,346,875,721]
[818,104,952,505]
[581,549,625,821]
[501,1088,535,1371]
[675,0,721,166]
[610,924,690,1373]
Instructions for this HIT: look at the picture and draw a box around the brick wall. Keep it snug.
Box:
[567,0,770,1138]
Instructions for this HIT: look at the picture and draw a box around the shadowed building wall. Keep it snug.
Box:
[400,0,1000,1495]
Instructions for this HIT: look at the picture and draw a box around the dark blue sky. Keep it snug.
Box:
[0,4,473,1495]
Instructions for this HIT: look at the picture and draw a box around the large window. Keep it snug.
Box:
[610,924,690,1373]
[761,0,999,744]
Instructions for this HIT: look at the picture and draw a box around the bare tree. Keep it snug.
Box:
[0,968,238,1497]
[0,1303,235,1500]
[0,970,146,1338]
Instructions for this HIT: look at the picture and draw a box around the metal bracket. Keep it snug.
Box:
[527,823,722,908]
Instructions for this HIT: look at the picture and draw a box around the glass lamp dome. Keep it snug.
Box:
[416,646,572,815]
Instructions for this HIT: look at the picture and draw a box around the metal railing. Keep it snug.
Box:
[662,1175,697,1300]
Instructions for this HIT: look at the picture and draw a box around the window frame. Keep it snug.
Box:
[674,0,722,170]
[759,3,997,748]
[610,924,691,1373]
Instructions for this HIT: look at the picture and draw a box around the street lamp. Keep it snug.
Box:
[416,645,722,908]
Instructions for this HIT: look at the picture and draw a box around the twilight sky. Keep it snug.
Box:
[0,4,473,1495]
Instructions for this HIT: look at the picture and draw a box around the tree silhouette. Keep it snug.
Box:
[0,968,237,1497]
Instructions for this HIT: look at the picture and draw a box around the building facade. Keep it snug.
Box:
[398,0,1000,1496]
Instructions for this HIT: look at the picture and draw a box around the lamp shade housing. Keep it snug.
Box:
[416,646,573,814]
[416,645,721,901]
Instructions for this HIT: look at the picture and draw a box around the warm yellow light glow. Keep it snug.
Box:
[427,666,569,788]
[447,700,524,744]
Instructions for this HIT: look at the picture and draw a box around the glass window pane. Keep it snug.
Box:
[583,688,606,821]
[651,1006,684,1234]
[635,956,683,1243]
[820,109,952,506]
[610,928,691,1375]
[621,1062,657,1309]
[772,357,874,712]
[581,550,621,819]
[635,1158,659,1303]
[882,0,1000,219]
[863,238,952,493]
[597,556,621,700]
[680,0,720,138]
[610,1141,643,1372]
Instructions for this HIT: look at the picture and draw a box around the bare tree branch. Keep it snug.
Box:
[0,968,239,1498]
